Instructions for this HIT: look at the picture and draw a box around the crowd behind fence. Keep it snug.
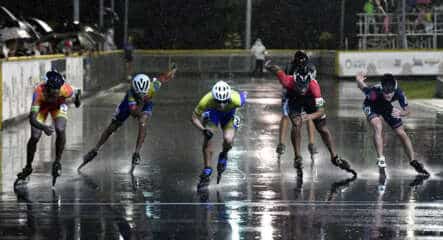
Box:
[358,5,443,49]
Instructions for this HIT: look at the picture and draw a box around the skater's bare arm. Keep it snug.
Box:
[304,107,325,121]
[355,72,368,91]
[29,112,53,135]
[265,62,294,89]
[392,106,410,118]
[158,63,177,84]
[191,112,205,131]
[64,89,82,108]
[265,63,281,76]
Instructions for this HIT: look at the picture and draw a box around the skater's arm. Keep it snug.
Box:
[265,62,295,89]
[192,93,212,131]
[355,71,369,91]
[304,107,325,121]
[401,106,410,116]
[392,89,410,118]
[303,82,325,121]
[399,89,409,116]
[64,89,82,108]
[392,106,410,118]
[158,63,177,84]
[191,112,213,139]
[191,112,205,131]
[29,89,53,134]
[29,112,54,135]
[130,104,143,118]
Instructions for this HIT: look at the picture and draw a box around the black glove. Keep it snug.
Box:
[74,89,81,108]
[132,152,141,165]
[264,59,272,69]
[203,129,213,139]
[264,60,279,73]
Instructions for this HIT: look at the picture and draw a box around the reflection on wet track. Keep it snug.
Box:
[1,76,443,239]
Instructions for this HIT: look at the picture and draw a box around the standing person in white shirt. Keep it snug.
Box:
[250,38,267,77]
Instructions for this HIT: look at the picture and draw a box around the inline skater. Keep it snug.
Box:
[355,72,430,176]
[78,65,177,173]
[14,70,81,187]
[266,61,356,178]
[277,51,318,158]
[191,81,247,190]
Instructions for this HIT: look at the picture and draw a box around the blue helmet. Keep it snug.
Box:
[45,71,65,89]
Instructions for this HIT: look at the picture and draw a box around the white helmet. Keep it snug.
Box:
[131,74,151,95]
[212,81,231,102]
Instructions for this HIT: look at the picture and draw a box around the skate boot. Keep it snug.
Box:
[14,166,33,187]
[130,152,141,173]
[52,161,62,187]
[377,156,387,177]
[410,160,430,176]
[308,143,318,155]
[276,143,286,155]
[294,156,303,178]
[409,174,430,187]
[332,156,357,177]
[377,174,387,195]
[197,167,213,191]
[217,152,227,184]
[74,89,82,108]
[78,149,98,171]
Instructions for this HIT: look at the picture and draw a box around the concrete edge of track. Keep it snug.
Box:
[409,99,443,116]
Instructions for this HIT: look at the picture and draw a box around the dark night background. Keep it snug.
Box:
[1,0,370,49]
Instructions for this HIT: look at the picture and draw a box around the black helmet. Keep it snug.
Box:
[45,71,65,89]
[293,50,308,67]
[293,65,311,94]
[381,73,397,93]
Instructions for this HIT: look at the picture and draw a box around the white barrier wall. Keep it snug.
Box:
[338,51,443,77]
[66,57,84,90]
[2,60,53,121]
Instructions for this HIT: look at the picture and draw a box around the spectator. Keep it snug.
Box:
[250,38,267,77]
[37,41,53,55]
[32,43,41,56]
[374,0,386,14]
[60,39,73,56]
[415,6,427,32]
[5,39,18,57]
[104,29,116,51]
[380,0,391,33]
[364,0,378,33]
[423,6,433,33]
[2,43,9,59]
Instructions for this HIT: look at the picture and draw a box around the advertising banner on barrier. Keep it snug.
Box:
[338,51,443,77]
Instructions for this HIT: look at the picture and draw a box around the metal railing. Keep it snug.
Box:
[357,11,443,49]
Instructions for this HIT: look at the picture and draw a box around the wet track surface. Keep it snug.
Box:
[1,75,443,239]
